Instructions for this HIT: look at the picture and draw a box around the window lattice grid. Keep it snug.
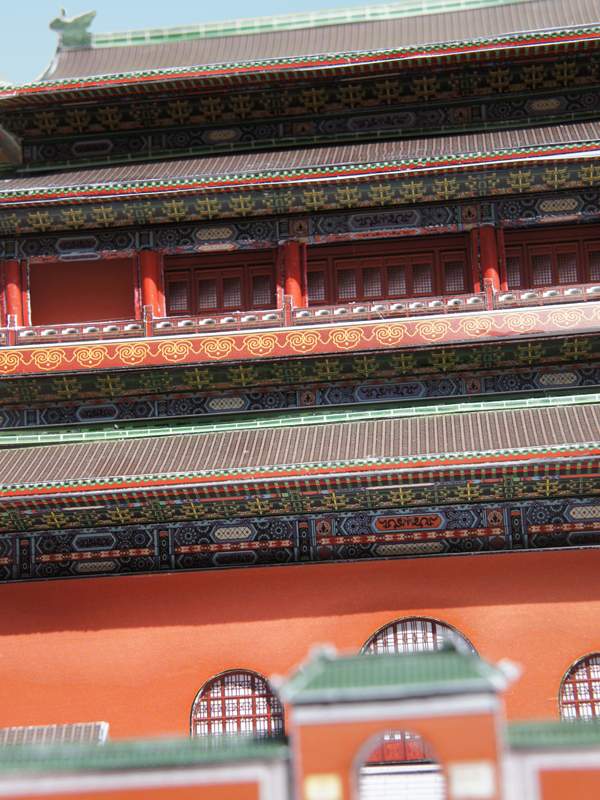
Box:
[197,278,218,310]
[560,655,600,721]
[531,253,553,286]
[361,617,475,656]
[191,671,285,739]
[557,251,578,285]
[443,260,465,293]
[412,263,433,295]
[337,269,357,300]
[365,731,437,764]
[506,256,522,289]
[589,251,600,283]
[167,281,189,312]
[222,276,242,308]
[387,264,407,296]
[251,274,272,307]
[362,267,382,298]
[307,271,326,303]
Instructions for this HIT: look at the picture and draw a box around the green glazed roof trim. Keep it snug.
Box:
[281,650,506,704]
[0,736,287,773]
[1,390,599,448]
[508,721,600,750]
[88,0,538,48]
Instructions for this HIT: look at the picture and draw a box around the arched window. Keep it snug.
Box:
[191,670,285,739]
[361,617,476,656]
[559,654,600,721]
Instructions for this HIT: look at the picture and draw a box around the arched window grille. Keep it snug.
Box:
[559,654,600,721]
[361,617,476,656]
[191,670,285,739]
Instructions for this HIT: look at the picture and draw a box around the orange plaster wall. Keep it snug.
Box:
[29,259,136,325]
[540,769,600,800]
[0,549,599,739]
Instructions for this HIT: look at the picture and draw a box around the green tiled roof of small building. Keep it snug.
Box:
[509,721,600,750]
[281,649,507,704]
[0,736,288,773]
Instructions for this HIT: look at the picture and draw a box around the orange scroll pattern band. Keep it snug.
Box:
[1,304,599,376]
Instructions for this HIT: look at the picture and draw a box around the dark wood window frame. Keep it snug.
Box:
[503,227,600,290]
[164,253,276,316]
[306,237,471,306]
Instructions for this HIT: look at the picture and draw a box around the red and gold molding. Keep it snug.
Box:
[0,304,598,377]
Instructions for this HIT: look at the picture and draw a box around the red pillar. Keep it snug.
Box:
[139,250,161,317]
[479,226,500,291]
[3,260,23,326]
[284,240,303,308]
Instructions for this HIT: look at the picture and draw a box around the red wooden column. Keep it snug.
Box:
[3,259,23,326]
[479,225,500,291]
[139,250,161,318]
[283,240,303,308]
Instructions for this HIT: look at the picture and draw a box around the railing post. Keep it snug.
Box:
[484,278,495,310]
[6,314,16,347]
[143,304,154,338]
[283,294,293,327]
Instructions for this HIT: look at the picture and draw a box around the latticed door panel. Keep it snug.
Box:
[365,731,437,764]
[560,655,600,721]
[361,617,475,656]
[191,670,284,739]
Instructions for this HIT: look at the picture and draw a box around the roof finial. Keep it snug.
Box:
[49,8,97,48]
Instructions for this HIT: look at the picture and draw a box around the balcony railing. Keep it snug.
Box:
[151,309,284,336]
[292,293,485,324]
[493,283,600,308]
[3,281,600,346]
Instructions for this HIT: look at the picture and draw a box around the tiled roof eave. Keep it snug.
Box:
[1,25,599,110]
[1,140,599,205]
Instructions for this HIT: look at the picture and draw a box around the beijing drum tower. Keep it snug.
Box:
[0,1,600,798]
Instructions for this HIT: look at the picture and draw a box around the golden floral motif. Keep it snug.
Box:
[459,317,494,337]
[159,340,193,362]
[0,351,24,373]
[373,324,408,345]
[286,330,320,353]
[549,308,585,329]
[243,334,277,356]
[115,343,151,365]
[414,320,452,342]
[505,312,542,332]
[202,337,235,360]
[328,327,363,350]
[73,345,109,368]
[30,348,66,370]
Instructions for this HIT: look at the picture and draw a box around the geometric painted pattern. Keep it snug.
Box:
[1,497,600,583]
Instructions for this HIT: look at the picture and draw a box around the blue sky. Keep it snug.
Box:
[1,0,371,85]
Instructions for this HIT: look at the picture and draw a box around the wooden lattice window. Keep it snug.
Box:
[361,617,475,655]
[366,731,437,764]
[559,654,600,721]
[306,238,471,306]
[504,229,600,289]
[191,670,285,739]
[165,253,276,316]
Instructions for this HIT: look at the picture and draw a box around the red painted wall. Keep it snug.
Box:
[29,259,136,325]
[0,549,598,739]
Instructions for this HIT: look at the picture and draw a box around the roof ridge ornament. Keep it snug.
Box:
[49,8,97,49]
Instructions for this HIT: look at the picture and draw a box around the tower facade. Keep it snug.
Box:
[0,3,600,789]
